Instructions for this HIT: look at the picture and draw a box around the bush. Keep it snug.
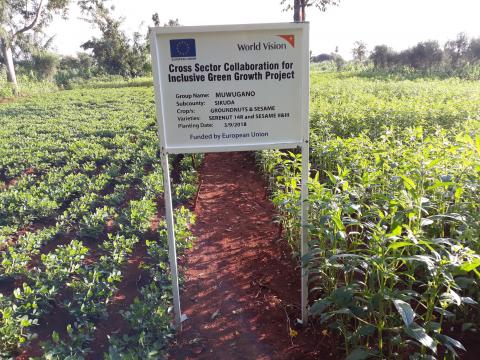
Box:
[55,53,99,88]
[0,66,58,99]
[0,66,15,98]
[31,52,59,80]
[311,60,338,72]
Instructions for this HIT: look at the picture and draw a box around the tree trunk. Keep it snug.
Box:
[1,42,18,90]
[300,0,306,21]
[293,0,306,22]
[294,0,301,22]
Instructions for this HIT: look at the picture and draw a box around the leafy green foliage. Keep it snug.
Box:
[106,207,195,359]
[42,322,95,359]
[0,82,200,357]
[258,72,480,358]
[81,12,149,78]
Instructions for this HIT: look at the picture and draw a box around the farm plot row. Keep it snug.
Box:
[0,86,200,358]
[258,72,480,359]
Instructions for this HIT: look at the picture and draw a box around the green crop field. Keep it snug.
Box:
[1,71,479,359]
[0,85,199,358]
[258,71,480,358]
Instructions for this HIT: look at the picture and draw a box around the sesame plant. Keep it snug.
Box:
[258,71,480,359]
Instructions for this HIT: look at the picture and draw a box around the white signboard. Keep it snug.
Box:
[149,23,310,329]
[150,23,309,153]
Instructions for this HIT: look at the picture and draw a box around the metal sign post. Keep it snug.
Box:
[150,23,310,329]
[300,142,309,325]
[159,151,183,327]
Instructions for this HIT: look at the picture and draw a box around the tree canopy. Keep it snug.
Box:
[0,0,104,86]
[281,0,340,22]
[81,11,148,78]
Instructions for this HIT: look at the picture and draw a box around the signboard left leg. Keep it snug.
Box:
[160,151,184,329]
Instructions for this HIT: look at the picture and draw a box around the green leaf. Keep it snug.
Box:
[321,308,353,323]
[330,253,364,261]
[461,323,475,332]
[402,255,435,271]
[436,334,465,351]
[290,177,297,190]
[346,348,377,360]
[400,175,416,190]
[426,158,442,169]
[428,213,466,224]
[404,324,436,353]
[449,290,461,306]
[459,258,480,272]
[420,218,434,227]
[388,241,416,251]
[390,224,402,236]
[52,331,60,343]
[19,316,31,327]
[427,181,454,191]
[393,299,415,326]
[355,324,376,337]
[330,287,355,307]
[310,299,331,316]
[461,297,477,305]
[425,321,441,332]
[454,187,464,202]
[433,307,455,318]
[332,211,345,231]
[324,170,337,184]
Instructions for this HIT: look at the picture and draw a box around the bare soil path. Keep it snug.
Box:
[168,152,336,360]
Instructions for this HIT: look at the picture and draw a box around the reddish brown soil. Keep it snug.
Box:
[0,276,26,297]
[0,220,56,297]
[16,302,75,359]
[0,166,36,190]
[445,325,479,360]
[0,97,20,105]
[168,152,337,360]
[0,223,44,252]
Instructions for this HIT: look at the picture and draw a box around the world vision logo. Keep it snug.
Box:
[277,35,295,48]
[237,35,295,52]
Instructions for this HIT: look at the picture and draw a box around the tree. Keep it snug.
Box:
[151,13,180,28]
[444,32,469,68]
[152,12,160,27]
[467,37,480,62]
[58,52,96,76]
[163,18,180,27]
[331,52,344,69]
[409,41,443,70]
[352,41,367,62]
[281,0,340,22]
[0,0,103,89]
[31,51,60,79]
[370,45,397,69]
[311,53,334,62]
[81,8,150,78]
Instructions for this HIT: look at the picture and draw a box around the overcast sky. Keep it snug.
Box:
[49,0,480,60]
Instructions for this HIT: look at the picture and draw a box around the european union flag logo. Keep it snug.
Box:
[170,39,196,58]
